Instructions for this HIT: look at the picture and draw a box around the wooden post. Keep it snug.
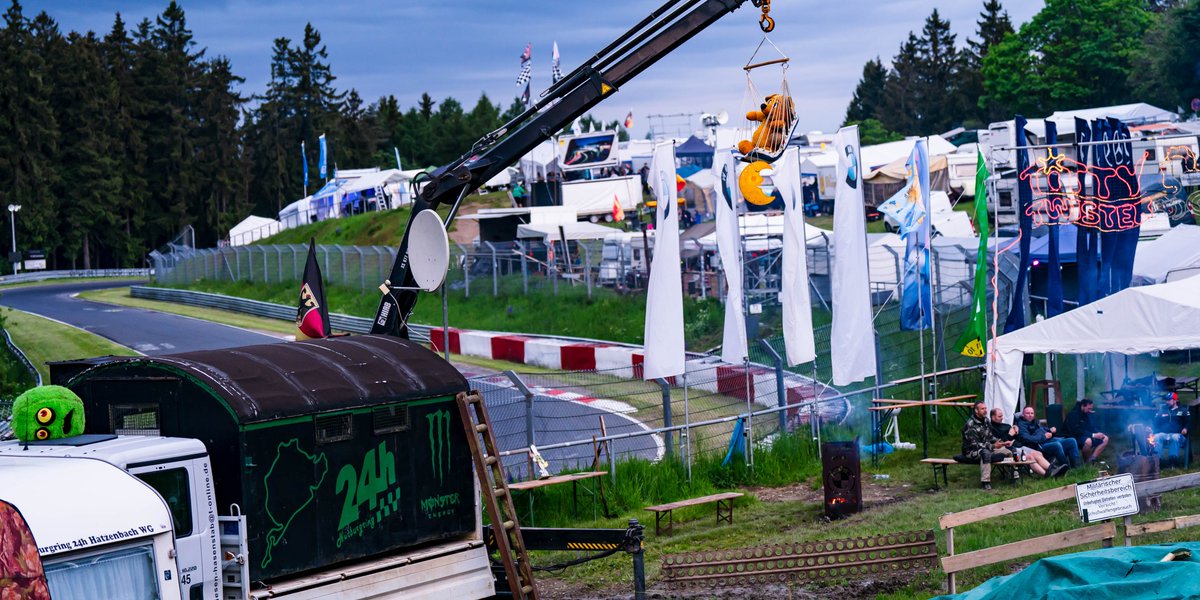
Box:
[1123,515,1132,547]
[946,527,956,595]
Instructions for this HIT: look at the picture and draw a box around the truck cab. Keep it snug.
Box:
[0,454,182,600]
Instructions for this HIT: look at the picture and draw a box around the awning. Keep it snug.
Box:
[516,221,617,242]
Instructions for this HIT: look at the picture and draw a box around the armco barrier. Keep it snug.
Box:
[0,269,151,285]
[129,286,433,343]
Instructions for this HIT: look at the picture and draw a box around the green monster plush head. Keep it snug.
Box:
[11,385,85,442]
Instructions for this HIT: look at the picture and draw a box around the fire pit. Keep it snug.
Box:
[822,440,861,519]
[1119,424,1161,509]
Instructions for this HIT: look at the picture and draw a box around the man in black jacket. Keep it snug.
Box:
[1064,399,1108,463]
[1152,394,1190,467]
[1016,405,1081,468]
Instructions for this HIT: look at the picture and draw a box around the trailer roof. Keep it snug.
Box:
[72,335,467,424]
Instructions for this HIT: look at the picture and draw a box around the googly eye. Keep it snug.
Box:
[35,428,50,440]
[36,407,55,424]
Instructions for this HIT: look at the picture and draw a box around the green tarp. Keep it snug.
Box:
[936,543,1200,600]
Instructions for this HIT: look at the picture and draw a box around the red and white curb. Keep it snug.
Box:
[431,327,846,422]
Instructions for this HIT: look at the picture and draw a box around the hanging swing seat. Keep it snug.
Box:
[735,39,797,165]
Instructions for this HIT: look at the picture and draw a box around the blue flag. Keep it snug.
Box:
[1074,117,1099,306]
[301,141,309,190]
[877,139,932,330]
[318,133,328,180]
[1044,121,1064,317]
[393,146,402,171]
[1004,116,1033,334]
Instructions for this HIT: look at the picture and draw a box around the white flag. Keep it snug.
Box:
[830,126,877,385]
[713,148,746,363]
[643,142,685,379]
[774,148,816,365]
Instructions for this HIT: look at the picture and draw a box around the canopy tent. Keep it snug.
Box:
[519,140,560,183]
[986,276,1200,418]
[279,196,315,228]
[675,135,715,168]
[228,215,280,246]
[1029,224,1080,263]
[683,168,718,216]
[516,221,617,242]
[1132,224,1200,286]
[802,136,958,201]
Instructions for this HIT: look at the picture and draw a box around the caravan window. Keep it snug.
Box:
[602,245,619,260]
[45,543,160,600]
[138,468,192,537]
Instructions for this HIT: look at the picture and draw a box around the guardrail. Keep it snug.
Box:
[129,286,432,343]
[0,269,151,285]
[2,328,41,387]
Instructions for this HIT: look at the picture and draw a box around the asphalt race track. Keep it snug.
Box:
[0,280,281,355]
[0,280,662,474]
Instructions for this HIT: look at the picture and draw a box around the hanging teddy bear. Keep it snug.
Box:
[737,93,795,161]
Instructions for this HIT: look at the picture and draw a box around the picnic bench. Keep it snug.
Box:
[645,492,743,536]
[920,457,1036,490]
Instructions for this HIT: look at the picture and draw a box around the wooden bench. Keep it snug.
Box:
[645,492,743,536]
[921,458,1036,490]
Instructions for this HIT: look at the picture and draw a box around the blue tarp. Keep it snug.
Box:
[935,542,1200,600]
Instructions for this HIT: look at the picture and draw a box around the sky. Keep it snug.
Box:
[25,0,1043,139]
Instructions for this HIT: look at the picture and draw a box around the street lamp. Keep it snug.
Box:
[7,204,20,273]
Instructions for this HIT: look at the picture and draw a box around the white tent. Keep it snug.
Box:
[1132,224,1200,286]
[519,140,560,182]
[987,276,1200,418]
[278,197,315,229]
[516,221,617,242]
[228,215,280,246]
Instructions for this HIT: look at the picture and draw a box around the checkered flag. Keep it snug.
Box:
[551,41,563,84]
[516,43,532,86]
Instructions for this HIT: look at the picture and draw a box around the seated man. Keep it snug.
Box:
[989,408,1064,477]
[1016,405,1081,469]
[962,401,1013,490]
[1152,393,1190,467]
[1064,399,1109,463]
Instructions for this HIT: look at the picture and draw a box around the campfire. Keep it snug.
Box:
[822,441,861,519]
[1120,424,1161,509]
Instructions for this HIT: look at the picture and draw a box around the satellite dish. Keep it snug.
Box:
[407,209,449,292]
[716,110,729,125]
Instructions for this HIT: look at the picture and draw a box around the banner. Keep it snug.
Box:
[877,140,932,330]
[393,146,402,171]
[1044,121,1064,316]
[301,141,309,191]
[1003,116,1033,333]
[774,148,815,365]
[1099,117,1140,296]
[296,238,331,339]
[952,150,990,358]
[1075,116,1099,306]
[714,148,747,363]
[551,41,562,83]
[318,133,328,180]
[643,141,685,379]
[830,125,877,386]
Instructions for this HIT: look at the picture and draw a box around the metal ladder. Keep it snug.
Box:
[456,391,538,600]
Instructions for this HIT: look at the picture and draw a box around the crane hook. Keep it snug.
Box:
[759,14,775,33]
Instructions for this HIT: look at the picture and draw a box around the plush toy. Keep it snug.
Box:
[737,93,796,159]
[11,385,86,442]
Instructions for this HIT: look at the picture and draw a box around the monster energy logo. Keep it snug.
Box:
[427,409,452,485]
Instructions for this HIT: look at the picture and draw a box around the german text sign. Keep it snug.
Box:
[1076,473,1139,523]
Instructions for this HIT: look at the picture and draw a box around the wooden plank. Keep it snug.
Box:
[936,394,978,402]
[941,522,1115,575]
[922,458,1034,466]
[940,483,1077,529]
[1127,514,1200,538]
[1127,519,1176,537]
[889,365,981,386]
[1135,471,1200,497]
[870,402,974,411]
[646,492,743,512]
[508,471,607,491]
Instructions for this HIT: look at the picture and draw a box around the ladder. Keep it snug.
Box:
[456,391,538,599]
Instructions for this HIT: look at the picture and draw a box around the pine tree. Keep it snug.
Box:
[0,2,61,265]
[193,57,248,245]
[962,0,1014,123]
[843,57,887,126]
[337,89,378,168]
[913,9,961,134]
[882,34,921,134]
[101,13,150,266]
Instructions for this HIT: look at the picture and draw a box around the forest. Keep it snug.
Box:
[1,0,1197,267]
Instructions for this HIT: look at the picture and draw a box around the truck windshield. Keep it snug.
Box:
[45,543,159,600]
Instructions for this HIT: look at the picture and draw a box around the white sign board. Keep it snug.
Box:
[22,259,46,271]
[1075,473,1139,523]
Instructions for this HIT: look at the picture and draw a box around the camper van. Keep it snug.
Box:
[0,455,183,600]
[0,336,493,600]
[597,230,658,285]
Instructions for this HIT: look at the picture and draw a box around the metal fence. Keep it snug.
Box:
[0,268,151,286]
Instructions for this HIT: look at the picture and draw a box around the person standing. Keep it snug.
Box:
[962,401,1013,490]
[1152,393,1190,467]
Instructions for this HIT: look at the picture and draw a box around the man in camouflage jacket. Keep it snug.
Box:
[961,401,1012,489]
